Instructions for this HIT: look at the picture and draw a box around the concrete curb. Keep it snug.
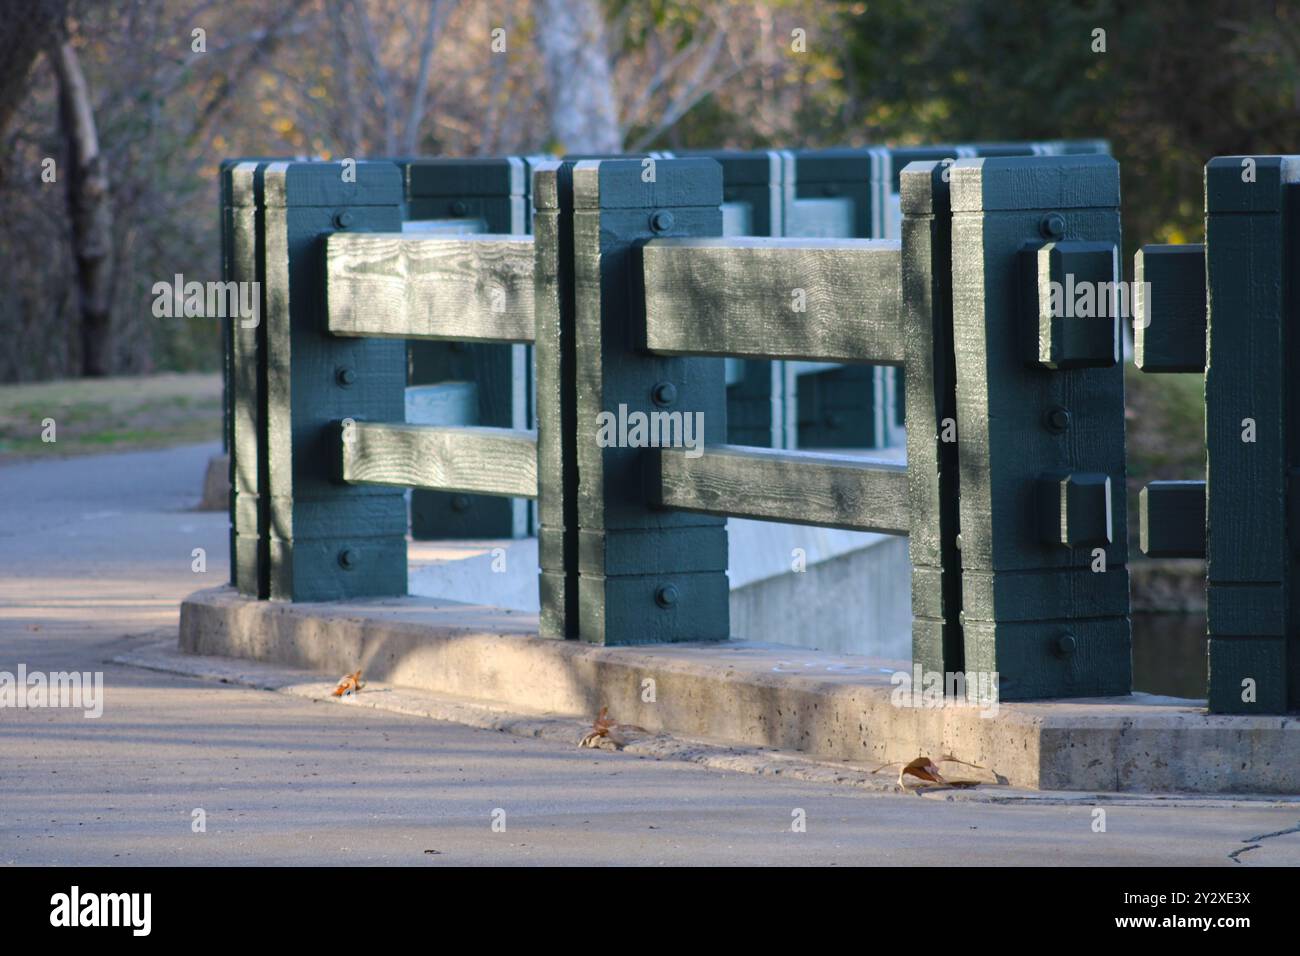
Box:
[177,586,1300,794]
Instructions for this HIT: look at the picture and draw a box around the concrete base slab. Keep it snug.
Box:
[179,586,1300,794]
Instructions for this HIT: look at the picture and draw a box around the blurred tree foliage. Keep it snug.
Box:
[3,0,1299,380]
[838,0,1300,254]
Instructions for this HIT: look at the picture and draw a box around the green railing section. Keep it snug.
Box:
[220,148,1298,715]
[1136,156,1300,714]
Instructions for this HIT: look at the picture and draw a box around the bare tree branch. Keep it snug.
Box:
[401,0,451,154]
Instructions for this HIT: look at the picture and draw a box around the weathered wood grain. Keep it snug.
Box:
[685,150,793,448]
[341,422,537,498]
[325,233,535,343]
[651,444,909,533]
[789,148,898,452]
[642,237,904,364]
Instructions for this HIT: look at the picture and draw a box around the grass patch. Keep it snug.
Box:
[1125,365,1205,479]
[0,372,222,461]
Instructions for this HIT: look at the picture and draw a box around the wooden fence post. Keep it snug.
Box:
[533,160,578,638]
[399,158,533,539]
[950,154,1130,699]
[900,160,962,677]
[571,158,729,644]
[1204,156,1300,713]
[223,161,269,598]
[261,161,408,600]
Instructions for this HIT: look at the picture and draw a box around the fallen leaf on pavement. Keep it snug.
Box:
[332,670,363,697]
[579,706,648,750]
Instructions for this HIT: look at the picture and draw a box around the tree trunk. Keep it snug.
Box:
[49,34,114,377]
[535,0,622,153]
[0,0,67,137]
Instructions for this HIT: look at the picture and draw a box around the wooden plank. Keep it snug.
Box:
[790,148,897,452]
[1203,155,1298,713]
[949,154,1130,700]
[341,422,537,499]
[686,150,792,448]
[1135,244,1206,373]
[325,233,535,343]
[396,157,534,542]
[1139,481,1206,558]
[900,161,963,677]
[650,445,908,534]
[572,158,730,645]
[261,160,408,601]
[641,237,904,364]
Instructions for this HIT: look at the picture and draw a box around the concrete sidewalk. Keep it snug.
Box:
[1,443,1298,865]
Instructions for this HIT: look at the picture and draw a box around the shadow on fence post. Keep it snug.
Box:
[571,158,730,644]
[224,160,270,599]
[901,160,962,679]
[261,161,408,601]
[950,154,1131,700]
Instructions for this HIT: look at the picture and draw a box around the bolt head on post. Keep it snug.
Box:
[649,210,674,233]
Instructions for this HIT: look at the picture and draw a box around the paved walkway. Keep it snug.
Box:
[1,443,1297,865]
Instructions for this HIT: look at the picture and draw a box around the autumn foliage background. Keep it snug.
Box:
[2,0,1299,382]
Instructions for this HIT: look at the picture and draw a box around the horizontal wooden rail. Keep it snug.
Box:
[326,233,535,343]
[340,421,538,499]
[648,444,909,533]
[641,237,904,364]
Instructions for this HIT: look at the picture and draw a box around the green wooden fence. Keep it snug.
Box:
[1136,156,1300,714]
[220,148,1297,715]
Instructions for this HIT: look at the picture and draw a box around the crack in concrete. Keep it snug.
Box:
[1229,819,1300,863]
